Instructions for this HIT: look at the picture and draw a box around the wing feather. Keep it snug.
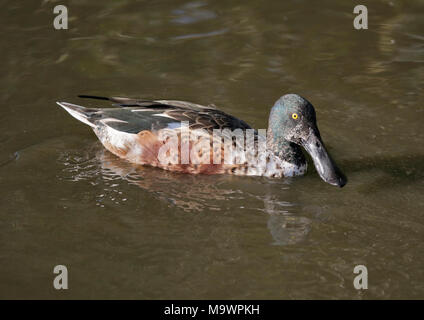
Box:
[76,95,252,134]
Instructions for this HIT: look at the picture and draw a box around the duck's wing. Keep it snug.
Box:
[78,95,218,111]
[58,96,252,134]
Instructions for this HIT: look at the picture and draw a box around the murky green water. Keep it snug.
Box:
[1,0,423,299]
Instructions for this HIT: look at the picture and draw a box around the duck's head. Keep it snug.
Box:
[269,94,347,187]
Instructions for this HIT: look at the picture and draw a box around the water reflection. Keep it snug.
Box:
[60,144,313,245]
[262,195,312,245]
[267,214,312,245]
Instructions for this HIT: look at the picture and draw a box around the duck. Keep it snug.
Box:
[57,94,347,187]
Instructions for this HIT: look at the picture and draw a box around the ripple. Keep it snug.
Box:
[171,1,216,25]
[171,28,228,41]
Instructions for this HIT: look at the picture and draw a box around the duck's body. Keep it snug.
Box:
[58,94,346,187]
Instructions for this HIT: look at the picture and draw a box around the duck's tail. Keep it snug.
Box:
[56,101,97,128]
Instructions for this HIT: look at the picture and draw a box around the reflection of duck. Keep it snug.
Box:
[96,148,234,212]
[267,214,312,245]
[95,148,312,245]
[58,94,346,187]
[260,192,313,245]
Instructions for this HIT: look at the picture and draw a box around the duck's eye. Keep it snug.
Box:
[292,113,299,120]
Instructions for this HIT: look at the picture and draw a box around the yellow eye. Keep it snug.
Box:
[292,113,299,120]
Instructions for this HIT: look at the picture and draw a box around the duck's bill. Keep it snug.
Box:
[302,130,347,188]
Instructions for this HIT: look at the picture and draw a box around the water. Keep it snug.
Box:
[1,0,423,299]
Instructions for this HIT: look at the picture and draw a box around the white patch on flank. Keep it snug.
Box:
[126,142,144,159]
[57,102,95,128]
[100,125,137,150]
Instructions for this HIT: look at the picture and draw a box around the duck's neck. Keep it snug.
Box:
[266,128,306,166]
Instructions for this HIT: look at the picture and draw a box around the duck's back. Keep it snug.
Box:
[58,96,263,175]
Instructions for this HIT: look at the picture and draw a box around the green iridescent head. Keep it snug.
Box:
[269,94,347,187]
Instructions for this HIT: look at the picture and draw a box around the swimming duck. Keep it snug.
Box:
[57,94,347,187]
